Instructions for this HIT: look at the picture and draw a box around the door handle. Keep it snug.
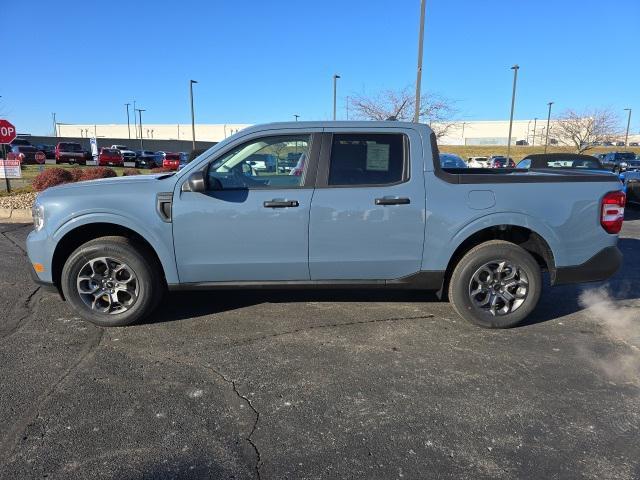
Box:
[263,200,299,208]
[375,197,410,206]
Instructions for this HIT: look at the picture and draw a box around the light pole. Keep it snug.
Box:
[190,80,198,151]
[544,102,553,154]
[414,0,427,123]
[125,103,131,139]
[506,64,519,163]
[294,114,300,121]
[461,121,467,139]
[136,108,145,149]
[346,96,350,120]
[624,108,632,148]
[333,74,340,120]
[532,117,537,146]
[133,100,138,139]
[52,112,57,137]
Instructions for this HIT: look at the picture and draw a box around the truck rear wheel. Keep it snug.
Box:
[448,240,541,328]
[61,236,163,327]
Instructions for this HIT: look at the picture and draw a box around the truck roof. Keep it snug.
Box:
[238,120,432,135]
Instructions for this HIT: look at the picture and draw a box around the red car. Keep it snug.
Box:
[163,153,181,170]
[98,148,124,166]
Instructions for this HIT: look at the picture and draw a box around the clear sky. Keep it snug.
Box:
[1,0,639,135]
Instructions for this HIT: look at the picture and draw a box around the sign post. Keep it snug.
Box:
[35,151,46,172]
[0,119,18,193]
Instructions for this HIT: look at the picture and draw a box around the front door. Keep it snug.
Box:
[172,132,319,283]
[309,130,425,280]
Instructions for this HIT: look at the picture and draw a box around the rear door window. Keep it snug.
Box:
[327,133,406,186]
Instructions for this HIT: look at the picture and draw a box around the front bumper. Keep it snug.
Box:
[28,261,60,295]
[553,246,622,285]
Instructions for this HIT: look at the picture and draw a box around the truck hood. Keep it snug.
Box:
[37,173,176,201]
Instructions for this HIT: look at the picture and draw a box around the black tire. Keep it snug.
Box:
[448,240,542,328]
[61,236,163,327]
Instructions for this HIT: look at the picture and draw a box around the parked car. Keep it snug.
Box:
[55,142,90,164]
[515,140,528,146]
[111,145,137,164]
[467,156,489,167]
[10,138,32,147]
[614,141,625,147]
[488,156,515,168]
[601,151,637,173]
[35,144,56,159]
[162,153,181,170]
[98,148,124,167]
[517,153,608,172]
[134,150,158,169]
[439,153,467,168]
[10,145,38,164]
[629,142,639,147]
[27,121,624,330]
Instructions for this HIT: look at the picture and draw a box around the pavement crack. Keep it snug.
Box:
[0,226,28,255]
[0,286,40,341]
[164,356,262,479]
[203,364,262,480]
[0,325,104,465]
[223,313,436,350]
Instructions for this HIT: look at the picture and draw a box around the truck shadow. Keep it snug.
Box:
[147,236,639,328]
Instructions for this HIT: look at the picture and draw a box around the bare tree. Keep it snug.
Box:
[554,108,620,153]
[348,86,457,138]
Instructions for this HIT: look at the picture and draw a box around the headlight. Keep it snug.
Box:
[32,203,44,231]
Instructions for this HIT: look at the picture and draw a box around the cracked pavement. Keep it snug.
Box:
[0,213,639,479]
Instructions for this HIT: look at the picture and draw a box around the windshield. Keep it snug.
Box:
[616,152,636,160]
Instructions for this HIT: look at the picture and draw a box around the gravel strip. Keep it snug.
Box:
[0,193,38,210]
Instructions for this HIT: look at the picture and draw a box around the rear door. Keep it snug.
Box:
[309,128,425,280]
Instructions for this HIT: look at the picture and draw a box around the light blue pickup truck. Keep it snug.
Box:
[27,122,625,328]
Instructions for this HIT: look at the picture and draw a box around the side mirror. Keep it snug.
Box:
[187,170,208,193]
[619,162,628,172]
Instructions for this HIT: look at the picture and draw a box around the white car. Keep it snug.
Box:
[468,156,489,167]
[111,145,137,163]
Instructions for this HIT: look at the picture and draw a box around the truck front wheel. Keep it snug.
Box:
[448,240,542,328]
[61,236,163,327]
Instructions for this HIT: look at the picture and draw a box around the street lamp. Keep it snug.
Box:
[332,74,340,120]
[52,112,57,137]
[506,64,519,163]
[125,103,131,139]
[414,0,427,123]
[190,80,198,151]
[461,121,467,140]
[133,100,138,139]
[135,108,146,149]
[624,108,632,148]
[294,114,300,121]
[544,102,554,154]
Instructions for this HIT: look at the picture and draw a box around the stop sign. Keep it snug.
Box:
[0,120,17,144]
[35,151,46,164]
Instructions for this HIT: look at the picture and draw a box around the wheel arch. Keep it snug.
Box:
[51,220,173,297]
[440,223,557,298]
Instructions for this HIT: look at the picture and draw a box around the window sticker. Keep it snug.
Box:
[366,142,390,171]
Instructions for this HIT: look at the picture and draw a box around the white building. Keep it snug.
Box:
[57,123,252,142]
[57,120,639,145]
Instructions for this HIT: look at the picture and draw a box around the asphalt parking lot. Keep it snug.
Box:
[0,213,639,480]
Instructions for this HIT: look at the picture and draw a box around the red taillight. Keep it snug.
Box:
[600,191,625,234]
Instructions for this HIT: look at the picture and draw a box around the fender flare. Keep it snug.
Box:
[52,212,179,284]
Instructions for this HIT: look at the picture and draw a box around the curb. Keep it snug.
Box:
[0,208,32,223]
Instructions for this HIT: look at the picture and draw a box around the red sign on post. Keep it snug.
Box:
[0,120,17,144]
[35,151,46,164]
